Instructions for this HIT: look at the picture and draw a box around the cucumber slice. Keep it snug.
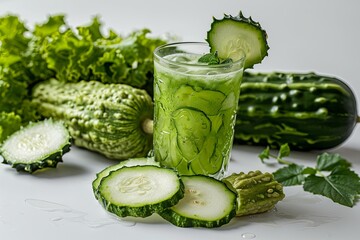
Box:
[0,119,71,173]
[207,11,269,69]
[97,165,184,218]
[159,175,237,228]
[174,85,226,116]
[173,108,211,161]
[189,135,222,176]
[92,157,160,199]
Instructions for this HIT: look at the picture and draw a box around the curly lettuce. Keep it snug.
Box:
[0,14,166,142]
[44,17,165,88]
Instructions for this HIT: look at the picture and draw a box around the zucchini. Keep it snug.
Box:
[31,79,153,160]
[158,175,237,228]
[234,71,359,150]
[92,157,160,199]
[0,119,71,173]
[97,165,184,218]
[223,170,285,216]
[207,11,269,68]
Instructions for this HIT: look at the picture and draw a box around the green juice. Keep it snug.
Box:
[153,42,244,179]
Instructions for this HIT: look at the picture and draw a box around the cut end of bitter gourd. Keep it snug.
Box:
[223,170,285,216]
[97,165,184,218]
[0,119,71,173]
[207,11,269,69]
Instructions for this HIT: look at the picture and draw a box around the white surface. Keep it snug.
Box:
[1,0,359,239]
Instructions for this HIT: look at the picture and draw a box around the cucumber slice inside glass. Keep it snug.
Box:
[174,85,226,116]
[189,135,223,175]
[173,108,211,161]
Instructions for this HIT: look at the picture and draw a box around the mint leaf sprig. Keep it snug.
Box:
[198,51,232,65]
[259,144,360,207]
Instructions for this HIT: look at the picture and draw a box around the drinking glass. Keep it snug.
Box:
[153,42,245,179]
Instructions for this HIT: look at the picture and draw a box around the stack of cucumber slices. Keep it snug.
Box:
[92,157,238,228]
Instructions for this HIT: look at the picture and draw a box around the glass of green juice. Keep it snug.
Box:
[153,42,245,179]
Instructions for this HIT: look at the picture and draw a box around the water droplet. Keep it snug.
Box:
[241,233,256,239]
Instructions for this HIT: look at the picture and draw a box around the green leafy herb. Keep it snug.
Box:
[258,143,292,164]
[273,164,306,186]
[0,112,22,142]
[198,51,232,65]
[259,144,360,207]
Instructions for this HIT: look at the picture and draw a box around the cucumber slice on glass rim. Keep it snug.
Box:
[0,119,71,173]
[206,11,269,68]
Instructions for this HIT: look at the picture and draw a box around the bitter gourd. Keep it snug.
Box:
[235,71,359,150]
[31,79,153,160]
[223,170,285,216]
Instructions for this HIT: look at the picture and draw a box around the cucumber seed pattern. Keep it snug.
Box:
[117,175,154,195]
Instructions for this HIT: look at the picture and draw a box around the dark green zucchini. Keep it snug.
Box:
[234,71,359,150]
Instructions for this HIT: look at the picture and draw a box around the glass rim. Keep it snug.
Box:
[153,41,246,68]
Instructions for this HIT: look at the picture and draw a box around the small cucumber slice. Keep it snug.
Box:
[207,11,269,68]
[92,157,160,198]
[189,135,223,176]
[174,85,226,115]
[0,119,71,173]
[97,165,184,218]
[173,108,211,161]
[159,175,237,228]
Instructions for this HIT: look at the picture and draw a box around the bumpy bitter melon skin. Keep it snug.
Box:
[234,71,359,150]
[32,79,154,160]
[223,170,285,216]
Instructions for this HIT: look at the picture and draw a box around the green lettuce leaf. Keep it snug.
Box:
[0,112,22,142]
[0,15,30,54]
[43,18,166,88]
[44,29,96,81]
[0,14,166,143]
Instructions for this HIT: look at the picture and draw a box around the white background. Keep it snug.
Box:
[1,0,359,239]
